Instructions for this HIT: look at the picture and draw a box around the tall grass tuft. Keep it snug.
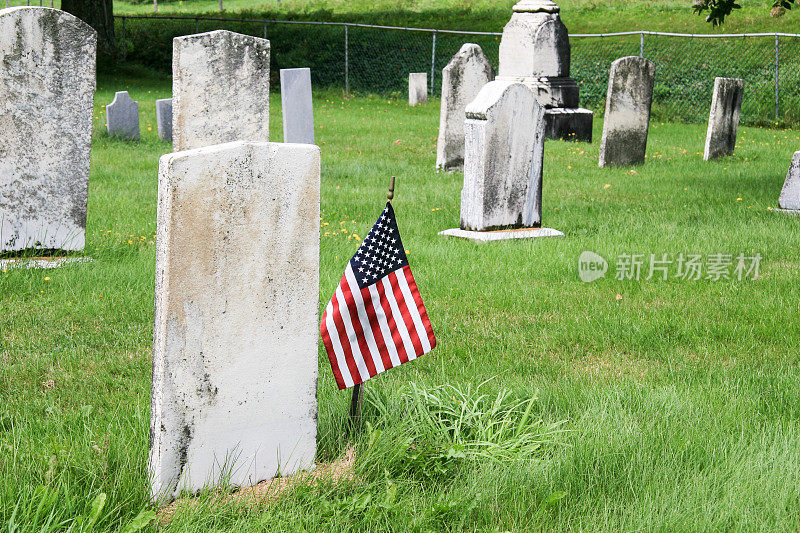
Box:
[356,381,566,481]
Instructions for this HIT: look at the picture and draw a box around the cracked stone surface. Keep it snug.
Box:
[0,7,96,252]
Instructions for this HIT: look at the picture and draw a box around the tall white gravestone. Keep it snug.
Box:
[173,30,270,151]
[280,68,315,145]
[496,0,593,142]
[409,73,428,106]
[598,56,655,167]
[439,81,563,242]
[156,98,173,142]
[436,44,494,172]
[106,91,140,140]
[0,7,96,252]
[149,140,321,502]
[777,151,800,214]
[704,77,744,161]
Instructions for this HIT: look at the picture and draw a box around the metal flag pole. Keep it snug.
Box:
[349,176,396,429]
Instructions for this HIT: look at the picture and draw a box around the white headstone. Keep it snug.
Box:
[704,77,744,161]
[173,30,270,151]
[0,7,96,252]
[106,91,140,140]
[460,80,545,231]
[778,151,800,212]
[280,68,315,145]
[409,73,428,106]
[495,0,592,141]
[598,56,655,167]
[149,140,321,502]
[156,98,173,142]
[436,44,494,172]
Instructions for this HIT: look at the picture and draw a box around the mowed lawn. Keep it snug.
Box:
[2,70,800,531]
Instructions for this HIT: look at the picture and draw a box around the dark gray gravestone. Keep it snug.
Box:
[106,91,140,140]
[704,77,744,160]
[598,56,655,167]
[156,98,173,142]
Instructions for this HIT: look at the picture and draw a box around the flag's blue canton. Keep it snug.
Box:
[350,202,409,289]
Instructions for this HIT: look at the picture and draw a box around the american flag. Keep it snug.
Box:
[321,202,436,389]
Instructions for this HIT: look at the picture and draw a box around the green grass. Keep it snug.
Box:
[2,68,800,531]
[5,0,800,33]
[9,0,800,126]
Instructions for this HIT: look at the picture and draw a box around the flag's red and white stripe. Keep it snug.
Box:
[321,264,435,389]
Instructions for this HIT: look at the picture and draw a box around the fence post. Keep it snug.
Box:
[344,24,350,95]
[262,21,267,39]
[430,30,437,94]
[639,32,644,57]
[774,33,780,121]
[195,18,199,33]
[121,16,126,60]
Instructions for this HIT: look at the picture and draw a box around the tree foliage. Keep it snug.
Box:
[693,0,796,25]
[61,0,117,57]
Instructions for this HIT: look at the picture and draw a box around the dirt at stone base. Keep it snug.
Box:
[157,447,356,524]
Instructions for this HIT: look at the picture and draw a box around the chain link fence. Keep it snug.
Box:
[116,15,800,127]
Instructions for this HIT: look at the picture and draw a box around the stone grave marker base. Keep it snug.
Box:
[439,227,564,243]
[545,108,593,142]
[0,256,93,270]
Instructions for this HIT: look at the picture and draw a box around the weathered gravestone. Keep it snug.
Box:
[436,44,494,171]
[106,91,140,140]
[409,73,428,106]
[777,151,800,213]
[496,0,593,142]
[0,7,96,252]
[149,140,321,502]
[598,56,655,167]
[439,80,563,242]
[280,68,315,144]
[173,30,270,151]
[156,98,173,142]
[704,77,744,161]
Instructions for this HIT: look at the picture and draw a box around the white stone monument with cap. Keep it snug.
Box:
[495,0,593,142]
